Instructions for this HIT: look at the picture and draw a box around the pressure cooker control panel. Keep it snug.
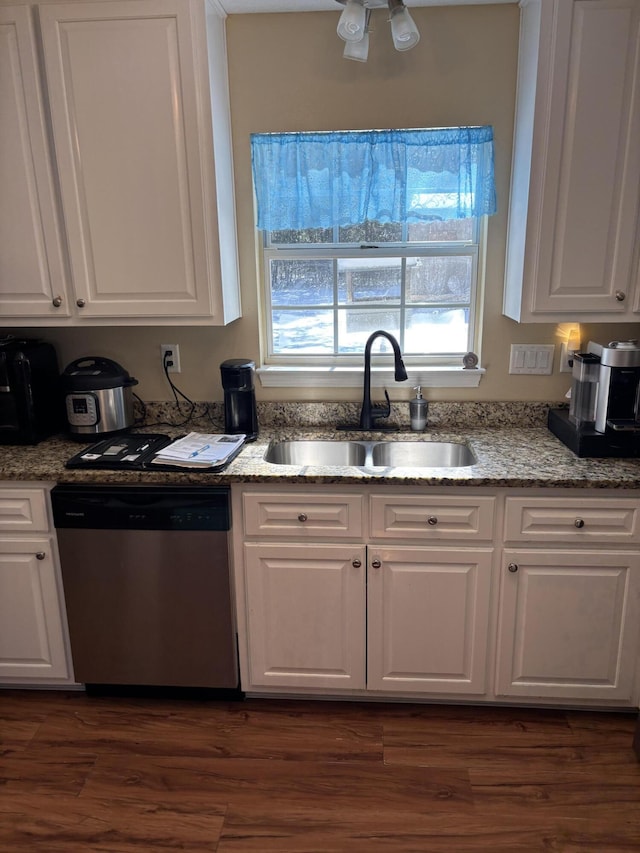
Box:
[66,393,99,426]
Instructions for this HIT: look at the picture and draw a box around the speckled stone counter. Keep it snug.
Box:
[3,423,640,489]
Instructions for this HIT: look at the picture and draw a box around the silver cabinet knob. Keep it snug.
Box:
[615,291,626,302]
[36,552,46,560]
[352,559,361,568]
[297,513,308,523]
[52,296,62,307]
[574,518,585,528]
[371,558,382,569]
[508,563,518,573]
[427,516,438,526]
[76,298,86,307]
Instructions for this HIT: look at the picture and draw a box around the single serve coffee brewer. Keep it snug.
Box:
[220,358,259,441]
[548,340,640,457]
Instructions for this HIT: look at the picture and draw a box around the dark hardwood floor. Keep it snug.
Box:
[1,690,639,852]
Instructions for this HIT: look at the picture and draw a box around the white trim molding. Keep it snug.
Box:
[257,365,485,388]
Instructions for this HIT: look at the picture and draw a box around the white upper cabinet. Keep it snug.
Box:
[2,0,240,325]
[0,6,70,319]
[504,0,640,322]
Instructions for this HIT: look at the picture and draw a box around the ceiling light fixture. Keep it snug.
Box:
[335,0,420,61]
[337,0,367,42]
[387,0,420,51]
[342,8,371,61]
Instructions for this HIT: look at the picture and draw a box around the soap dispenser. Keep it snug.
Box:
[410,386,428,432]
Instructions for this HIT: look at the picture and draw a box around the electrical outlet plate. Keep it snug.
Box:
[160,343,181,373]
[559,342,575,373]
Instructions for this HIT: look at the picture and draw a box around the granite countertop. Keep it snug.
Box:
[2,424,640,489]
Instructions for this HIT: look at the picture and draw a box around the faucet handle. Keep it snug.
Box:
[371,389,391,421]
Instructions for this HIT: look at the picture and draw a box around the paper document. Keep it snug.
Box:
[150,432,245,468]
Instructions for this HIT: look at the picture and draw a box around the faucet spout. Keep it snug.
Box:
[359,330,408,430]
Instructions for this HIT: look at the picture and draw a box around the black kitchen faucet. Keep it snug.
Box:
[338,330,408,431]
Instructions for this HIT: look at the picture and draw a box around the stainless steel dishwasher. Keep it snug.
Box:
[51,484,239,694]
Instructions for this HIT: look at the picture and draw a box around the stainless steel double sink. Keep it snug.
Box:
[265,439,476,469]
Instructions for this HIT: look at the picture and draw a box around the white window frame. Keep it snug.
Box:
[257,218,487,389]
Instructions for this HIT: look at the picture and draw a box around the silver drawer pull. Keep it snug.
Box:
[427,516,438,526]
[574,518,585,529]
[297,513,308,523]
[508,563,518,573]
[52,296,62,307]
[352,559,361,568]
[615,290,626,302]
[76,298,86,308]
[36,552,46,560]
[371,558,382,569]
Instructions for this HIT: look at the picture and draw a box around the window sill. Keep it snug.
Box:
[257,365,485,389]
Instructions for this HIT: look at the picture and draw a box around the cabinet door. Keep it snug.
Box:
[242,543,366,691]
[38,0,226,320]
[0,6,69,320]
[0,538,71,682]
[367,547,493,695]
[505,0,640,321]
[496,549,640,702]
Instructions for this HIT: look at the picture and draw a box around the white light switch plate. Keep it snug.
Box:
[509,344,555,375]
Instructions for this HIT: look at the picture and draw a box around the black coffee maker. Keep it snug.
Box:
[220,359,259,441]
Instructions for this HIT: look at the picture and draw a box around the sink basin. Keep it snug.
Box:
[370,441,476,468]
[264,439,476,468]
[265,440,367,467]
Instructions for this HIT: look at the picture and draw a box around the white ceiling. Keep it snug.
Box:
[218,0,515,14]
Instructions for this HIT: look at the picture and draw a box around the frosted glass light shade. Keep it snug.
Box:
[343,31,369,62]
[337,0,367,42]
[390,6,420,51]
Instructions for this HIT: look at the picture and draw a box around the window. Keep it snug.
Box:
[251,128,496,384]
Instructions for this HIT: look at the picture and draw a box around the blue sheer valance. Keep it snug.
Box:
[250,127,497,231]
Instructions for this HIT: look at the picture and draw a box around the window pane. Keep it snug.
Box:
[272,309,334,354]
[337,309,401,353]
[337,258,401,305]
[407,256,472,304]
[270,227,333,245]
[339,220,403,244]
[407,219,473,242]
[404,307,469,354]
[270,259,333,306]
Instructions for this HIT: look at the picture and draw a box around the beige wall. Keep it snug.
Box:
[9,4,639,405]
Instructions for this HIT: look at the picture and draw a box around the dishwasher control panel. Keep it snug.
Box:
[51,485,231,531]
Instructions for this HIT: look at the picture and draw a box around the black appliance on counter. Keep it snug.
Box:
[548,340,640,457]
[220,358,259,441]
[0,337,63,445]
[51,485,241,698]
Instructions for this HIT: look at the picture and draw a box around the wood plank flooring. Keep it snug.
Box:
[1,690,639,852]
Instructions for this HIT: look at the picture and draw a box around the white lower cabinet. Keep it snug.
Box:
[0,484,74,685]
[496,494,640,704]
[241,541,493,696]
[496,549,640,703]
[233,485,640,707]
[367,547,493,695]
[233,486,496,700]
[243,543,366,691]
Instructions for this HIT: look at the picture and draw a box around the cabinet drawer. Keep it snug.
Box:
[370,495,495,541]
[504,497,640,544]
[242,492,364,539]
[0,489,49,532]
